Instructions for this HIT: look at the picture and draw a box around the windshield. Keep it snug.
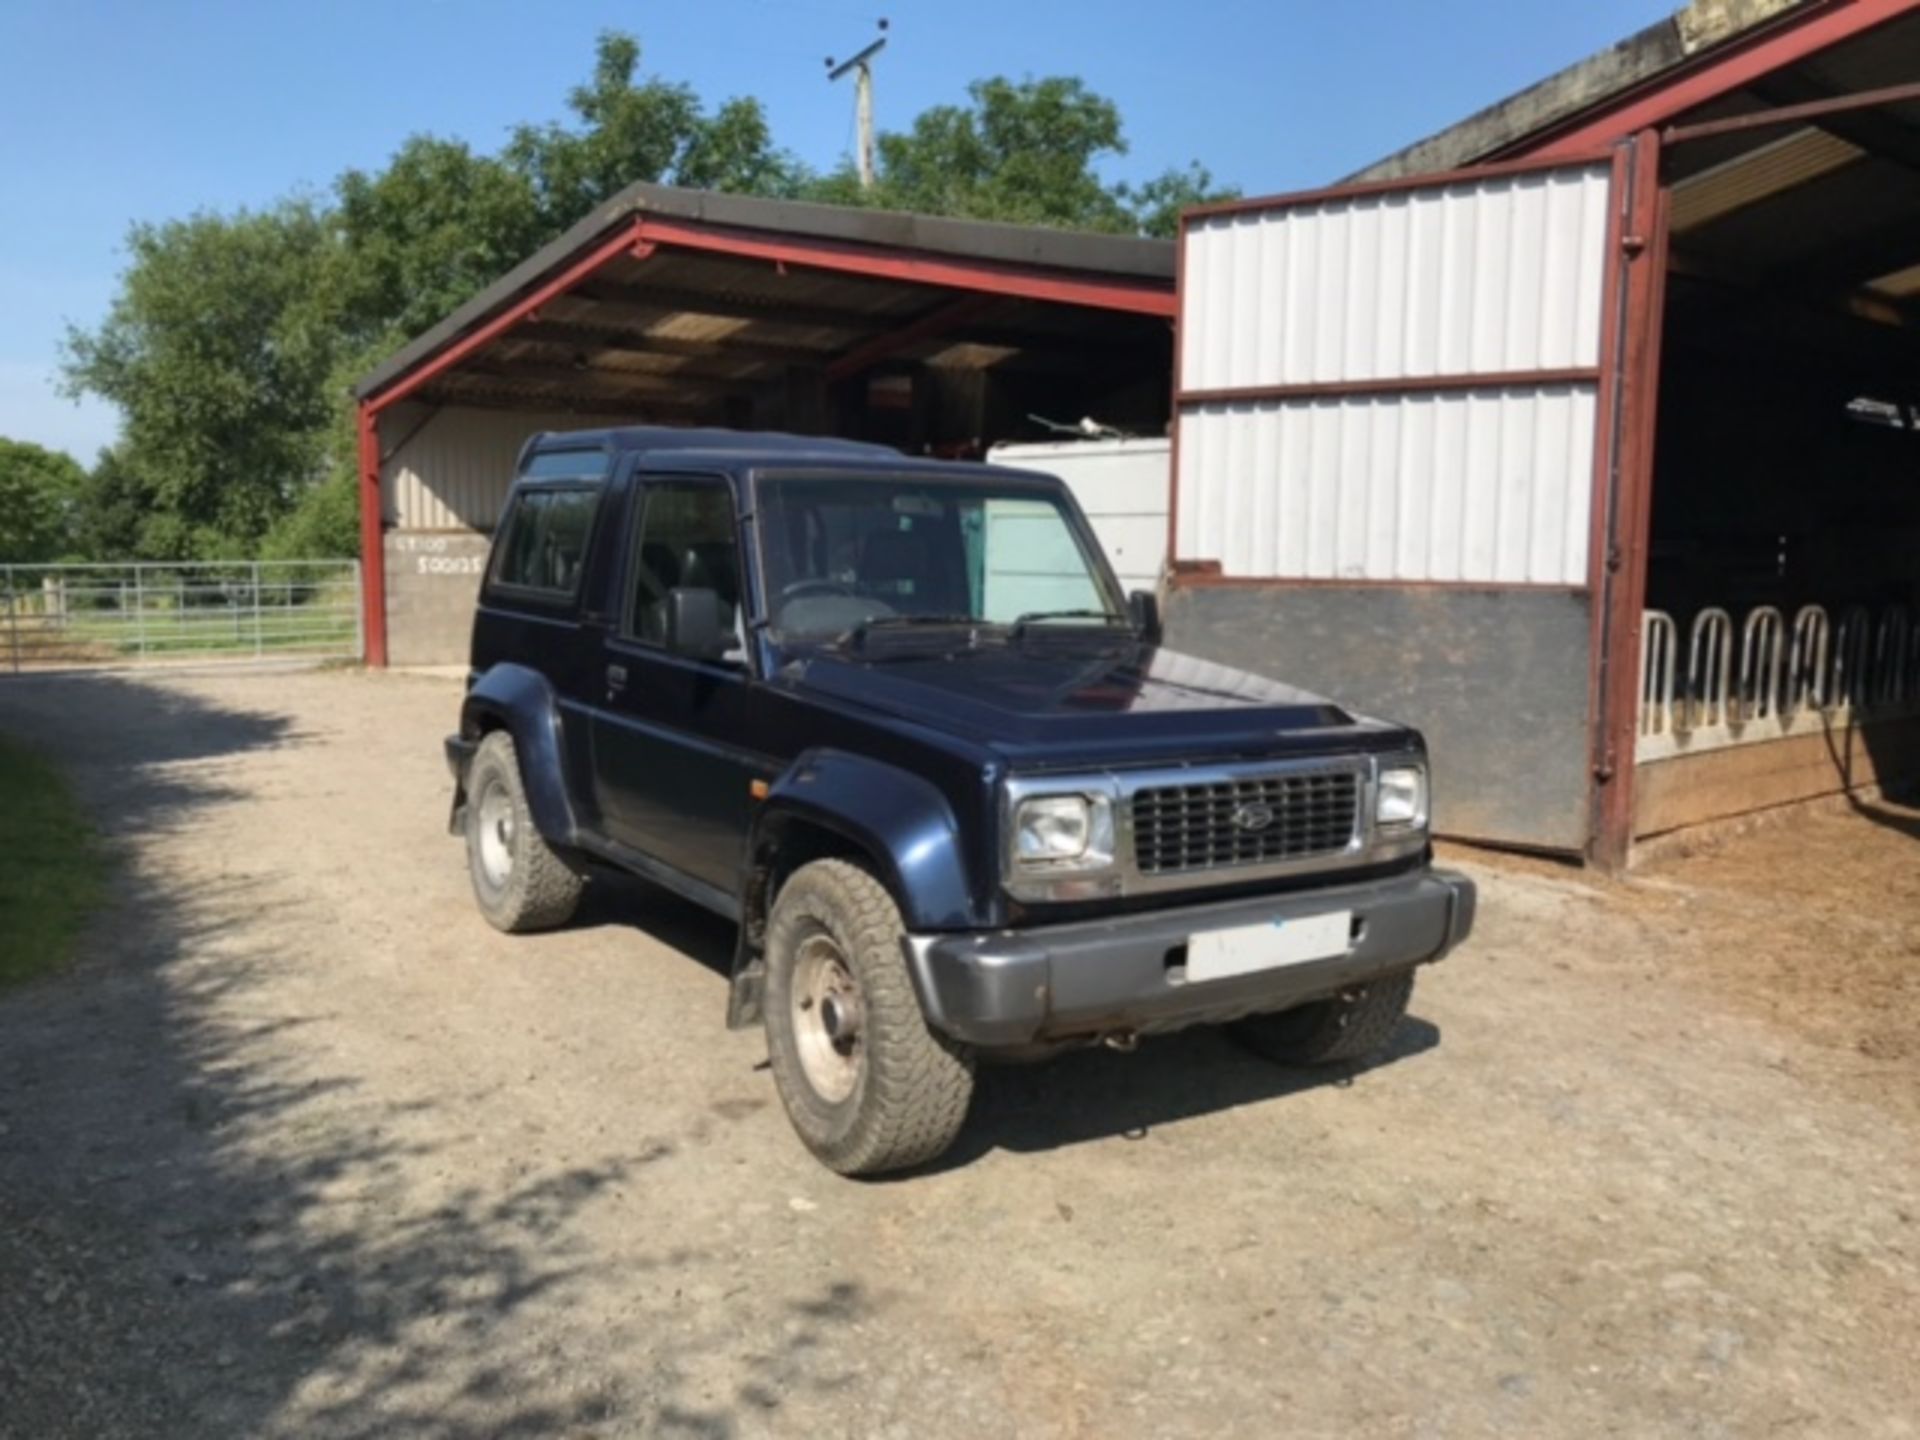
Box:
[757,475,1125,644]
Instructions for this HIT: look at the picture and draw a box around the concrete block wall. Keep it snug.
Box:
[385,532,490,667]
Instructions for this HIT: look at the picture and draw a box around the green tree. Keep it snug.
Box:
[804,76,1237,236]
[1117,161,1236,240]
[61,203,344,558]
[61,33,1235,561]
[335,138,544,347]
[505,32,802,230]
[70,446,147,561]
[0,438,88,564]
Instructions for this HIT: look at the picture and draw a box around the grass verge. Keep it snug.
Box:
[0,735,106,987]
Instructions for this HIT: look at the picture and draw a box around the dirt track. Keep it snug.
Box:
[1,667,1916,1439]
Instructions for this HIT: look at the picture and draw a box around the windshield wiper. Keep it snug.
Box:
[1010,609,1131,638]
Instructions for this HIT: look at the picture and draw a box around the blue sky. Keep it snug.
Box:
[0,0,1673,464]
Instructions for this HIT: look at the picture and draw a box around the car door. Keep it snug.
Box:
[589,473,769,896]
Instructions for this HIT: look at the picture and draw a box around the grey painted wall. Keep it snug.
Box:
[1166,584,1596,853]
[385,532,490,668]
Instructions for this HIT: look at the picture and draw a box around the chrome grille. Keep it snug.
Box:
[1130,769,1361,876]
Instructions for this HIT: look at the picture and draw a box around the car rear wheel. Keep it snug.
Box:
[464,730,585,933]
[1230,969,1415,1066]
[763,859,974,1176]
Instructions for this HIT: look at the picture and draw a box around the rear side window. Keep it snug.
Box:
[491,487,601,597]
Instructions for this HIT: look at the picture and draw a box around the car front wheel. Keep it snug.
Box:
[763,859,974,1176]
[463,730,586,934]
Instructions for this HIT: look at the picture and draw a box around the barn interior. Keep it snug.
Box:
[1634,11,1920,835]
[354,186,1176,664]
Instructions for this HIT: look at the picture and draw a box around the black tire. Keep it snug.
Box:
[1230,969,1415,1066]
[763,859,974,1176]
[463,730,586,934]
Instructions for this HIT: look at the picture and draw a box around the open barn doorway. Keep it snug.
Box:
[1630,23,1920,841]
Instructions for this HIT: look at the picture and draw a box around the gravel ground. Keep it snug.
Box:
[1,667,1915,1439]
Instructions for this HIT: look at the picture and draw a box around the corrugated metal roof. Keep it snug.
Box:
[354,183,1174,406]
[1668,125,1864,231]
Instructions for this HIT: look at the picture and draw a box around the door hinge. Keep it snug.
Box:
[1621,233,1647,256]
[1606,543,1624,574]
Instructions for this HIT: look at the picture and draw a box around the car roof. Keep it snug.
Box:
[527,425,897,466]
[520,425,1065,487]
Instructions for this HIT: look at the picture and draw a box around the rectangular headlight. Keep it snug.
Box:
[1376,766,1428,828]
[1011,792,1114,873]
[1016,794,1091,861]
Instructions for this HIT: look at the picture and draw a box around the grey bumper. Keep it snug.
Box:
[903,868,1475,1048]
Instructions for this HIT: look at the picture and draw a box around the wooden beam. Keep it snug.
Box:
[563,282,891,334]
[459,360,756,396]
[825,295,994,384]
[1770,212,1920,295]
[510,320,832,368]
[1664,274,1920,382]
[491,337,781,386]
[419,377,712,417]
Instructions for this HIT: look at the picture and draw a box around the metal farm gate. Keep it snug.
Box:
[0,561,362,672]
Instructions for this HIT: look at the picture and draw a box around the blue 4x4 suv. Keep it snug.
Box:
[447,427,1475,1175]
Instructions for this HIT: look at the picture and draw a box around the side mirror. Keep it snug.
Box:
[1128,589,1162,645]
[666,587,729,659]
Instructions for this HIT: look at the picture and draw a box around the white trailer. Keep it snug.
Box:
[987,437,1171,596]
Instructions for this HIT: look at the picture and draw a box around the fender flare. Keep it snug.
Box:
[749,749,981,932]
[726,747,983,1028]
[459,664,580,846]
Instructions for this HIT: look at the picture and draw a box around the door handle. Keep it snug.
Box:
[606,663,629,692]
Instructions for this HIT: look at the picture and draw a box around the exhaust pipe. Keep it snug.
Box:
[1102,1030,1140,1053]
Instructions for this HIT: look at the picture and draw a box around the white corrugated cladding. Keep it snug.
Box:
[381,403,634,531]
[1179,388,1596,583]
[1177,162,1615,586]
[987,438,1170,592]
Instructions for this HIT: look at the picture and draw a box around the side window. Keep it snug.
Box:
[491,487,601,596]
[627,481,741,646]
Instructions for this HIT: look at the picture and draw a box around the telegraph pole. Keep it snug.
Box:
[826,19,888,191]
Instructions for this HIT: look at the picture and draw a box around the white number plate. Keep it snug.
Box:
[1185,910,1353,984]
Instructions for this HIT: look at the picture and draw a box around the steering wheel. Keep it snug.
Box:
[781,578,859,600]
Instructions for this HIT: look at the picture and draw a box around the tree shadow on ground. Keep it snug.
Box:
[0,673,869,1440]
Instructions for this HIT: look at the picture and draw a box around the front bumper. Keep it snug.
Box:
[903,867,1475,1048]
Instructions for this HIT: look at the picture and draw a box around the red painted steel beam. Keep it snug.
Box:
[823,294,995,384]
[1587,132,1673,871]
[1662,76,1920,145]
[363,221,652,415]
[1522,0,1919,160]
[356,404,388,668]
[632,217,1176,317]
